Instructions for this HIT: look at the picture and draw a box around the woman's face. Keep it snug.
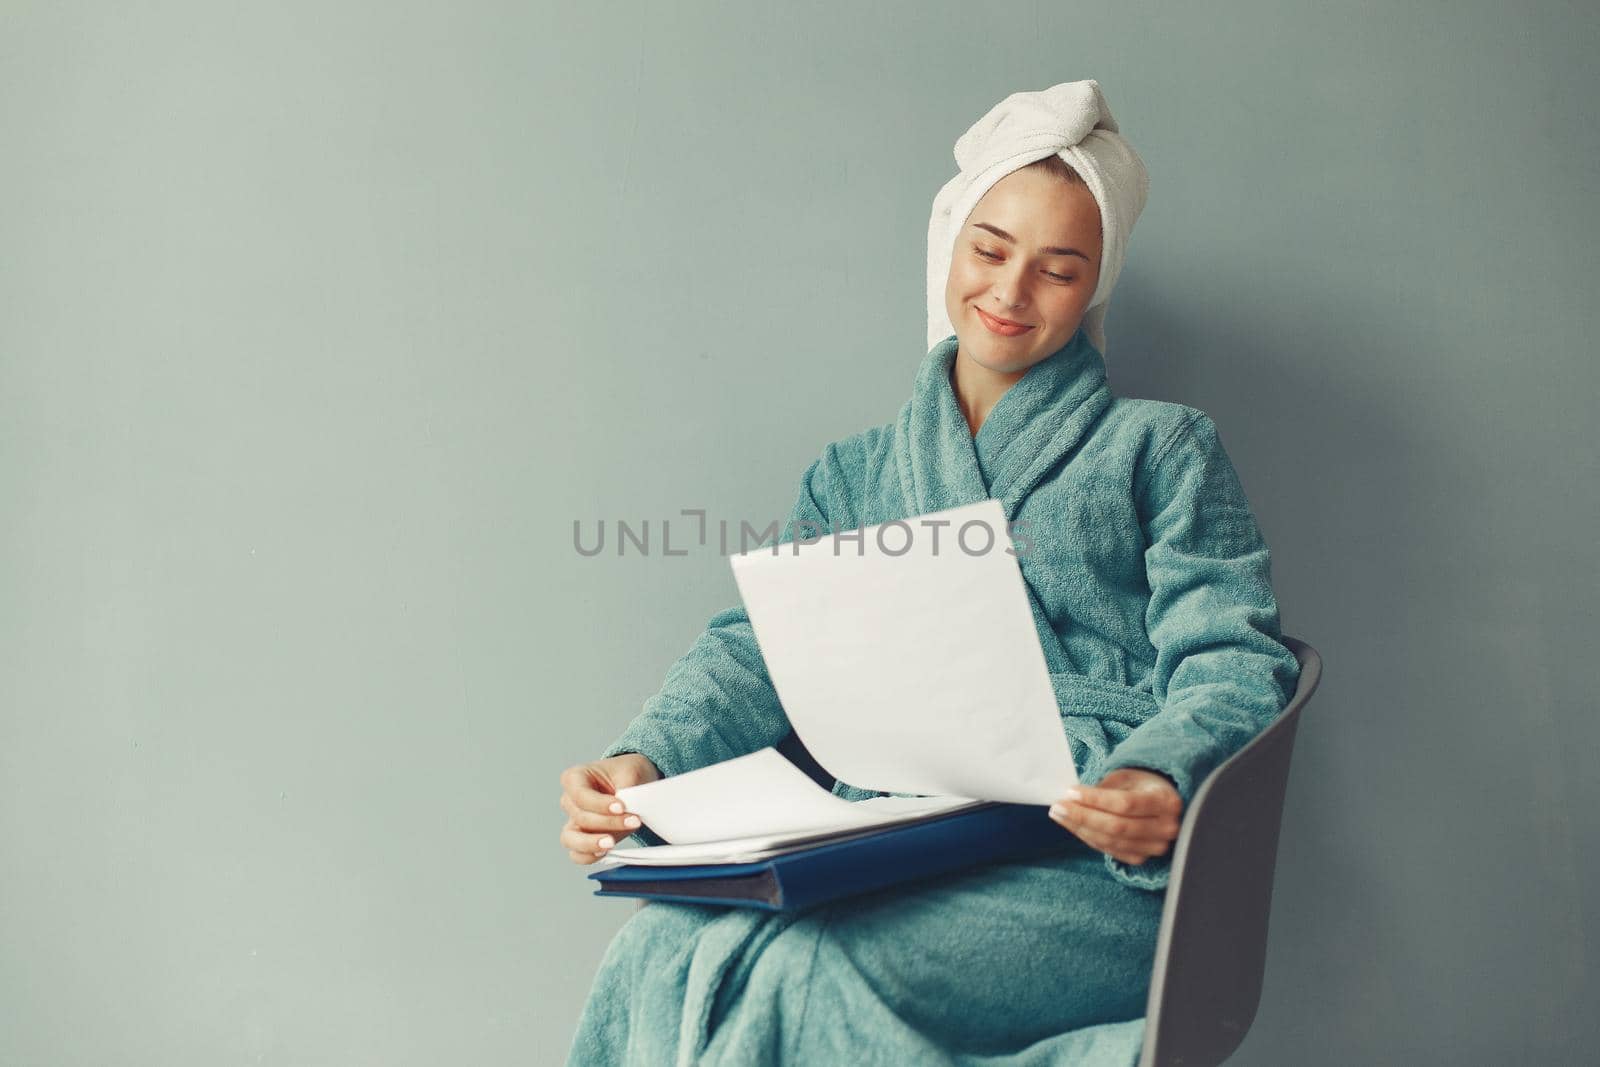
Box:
[943,165,1104,375]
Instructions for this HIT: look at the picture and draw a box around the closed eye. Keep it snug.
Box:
[972,245,1075,283]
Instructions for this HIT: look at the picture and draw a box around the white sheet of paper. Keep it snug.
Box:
[729,498,1078,805]
[613,747,979,846]
[605,796,988,866]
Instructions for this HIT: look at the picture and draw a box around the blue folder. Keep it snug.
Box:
[587,801,1075,911]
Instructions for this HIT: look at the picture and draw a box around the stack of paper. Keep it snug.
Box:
[604,498,1077,867]
[604,748,986,866]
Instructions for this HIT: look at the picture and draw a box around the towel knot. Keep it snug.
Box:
[951,81,1115,173]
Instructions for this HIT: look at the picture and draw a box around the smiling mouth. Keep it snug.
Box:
[975,307,1035,332]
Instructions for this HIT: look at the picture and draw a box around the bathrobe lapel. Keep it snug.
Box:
[892,327,1115,678]
[894,326,1114,519]
[891,336,991,514]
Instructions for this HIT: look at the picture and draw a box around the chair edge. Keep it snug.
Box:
[1137,634,1322,1067]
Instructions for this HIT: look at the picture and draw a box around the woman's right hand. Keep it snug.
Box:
[558,753,662,865]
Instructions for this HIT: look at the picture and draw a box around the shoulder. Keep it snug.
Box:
[1098,397,1217,467]
[1100,400,1246,518]
[824,421,896,464]
[811,421,897,485]
[787,421,896,518]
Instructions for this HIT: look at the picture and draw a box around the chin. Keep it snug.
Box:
[967,342,1039,375]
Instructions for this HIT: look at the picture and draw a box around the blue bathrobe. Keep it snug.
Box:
[567,327,1300,1066]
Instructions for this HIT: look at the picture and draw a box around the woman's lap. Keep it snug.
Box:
[802,847,1165,1052]
[570,845,1165,1065]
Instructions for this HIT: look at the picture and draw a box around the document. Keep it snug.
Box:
[730,498,1077,805]
[599,820,934,867]
[607,498,1078,864]
[607,747,985,863]
[612,747,981,846]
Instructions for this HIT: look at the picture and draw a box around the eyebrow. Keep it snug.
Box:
[971,222,1091,262]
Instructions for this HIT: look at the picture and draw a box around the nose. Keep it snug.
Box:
[985,281,1024,310]
[990,268,1026,310]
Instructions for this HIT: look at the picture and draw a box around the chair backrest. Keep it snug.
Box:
[1137,635,1322,1067]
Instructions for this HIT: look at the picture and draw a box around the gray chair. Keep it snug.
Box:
[1136,634,1321,1066]
[652,636,1323,1067]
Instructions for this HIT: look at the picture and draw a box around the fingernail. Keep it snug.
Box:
[623,815,640,828]
[597,836,614,850]
[608,802,624,814]
[1048,805,1067,820]
[1063,788,1083,802]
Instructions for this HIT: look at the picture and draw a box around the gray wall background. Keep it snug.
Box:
[3,1,1595,1063]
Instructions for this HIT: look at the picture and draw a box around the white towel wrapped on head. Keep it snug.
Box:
[926,79,1149,356]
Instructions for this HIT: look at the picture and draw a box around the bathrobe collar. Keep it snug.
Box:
[894,325,1114,519]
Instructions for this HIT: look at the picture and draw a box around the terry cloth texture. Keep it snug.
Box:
[570,327,1300,1066]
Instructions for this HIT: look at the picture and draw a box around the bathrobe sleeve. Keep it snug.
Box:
[599,457,832,783]
[1094,410,1301,890]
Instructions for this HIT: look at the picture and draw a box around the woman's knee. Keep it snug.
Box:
[596,902,716,977]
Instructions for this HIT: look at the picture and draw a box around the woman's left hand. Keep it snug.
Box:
[1049,768,1184,866]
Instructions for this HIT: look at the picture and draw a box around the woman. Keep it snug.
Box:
[558,80,1300,1066]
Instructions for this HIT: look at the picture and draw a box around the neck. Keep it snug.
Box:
[950,345,1029,436]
